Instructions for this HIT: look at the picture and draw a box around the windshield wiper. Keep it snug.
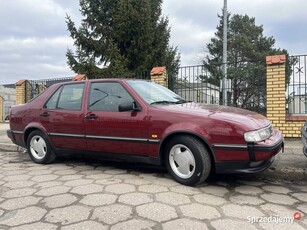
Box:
[174,99,191,104]
[150,101,178,105]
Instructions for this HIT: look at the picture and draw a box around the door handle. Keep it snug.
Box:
[40,112,50,117]
[85,114,98,119]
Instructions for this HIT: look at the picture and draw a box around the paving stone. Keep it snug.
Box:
[3,181,36,189]
[262,185,291,194]
[0,196,41,210]
[0,206,47,227]
[113,174,140,180]
[80,194,117,206]
[104,169,127,175]
[77,169,103,176]
[70,184,104,195]
[235,185,263,195]
[1,188,37,198]
[193,193,227,206]
[54,169,79,175]
[292,193,307,202]
[229,195,265,205]
[34,181,62,188]
[180,203,221,220]
[222,204,264,219]
[261,193,298,205]
[26,165,52,171]
[260,203,296,217]
[10,222,57,230]
[45,205,91,225]
[105,183,136,194]
[297,204,307,214]
[2,175,31,182]
[136,202,177,222]
[151,177,179,186]
[59,175,84,181]
[119,192,153,206]
[291,185,307,192]
[61,220,107,230]
[31,174,59,182]
[35,186,71,196]
[169,185,200,195]
[27,169,54,176]
[138,184,168,193]
[91,204,132,225]
[259,222,306,230]
[95,178,122,185]
[156,192,190,206]
[124,178,151,185]
[3,170,29,176]
[237,180,265,186]
[200,185,229,197]
[85,173,112,180]
[111,219,156,230]
[42,194,78,208]
[211,219,258,230]
[162,218,208,230]
[64,179,94,187]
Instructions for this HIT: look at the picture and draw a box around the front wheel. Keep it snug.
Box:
[165,135,211,186]
[27,130,56,164]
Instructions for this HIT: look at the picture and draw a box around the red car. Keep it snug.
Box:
[7,79,284,185]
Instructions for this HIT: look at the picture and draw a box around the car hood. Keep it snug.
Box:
[156,103,270,130]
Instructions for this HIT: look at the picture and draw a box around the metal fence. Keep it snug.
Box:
[25,62,267,115]
[174,62,266,115]
[287,55,307,115]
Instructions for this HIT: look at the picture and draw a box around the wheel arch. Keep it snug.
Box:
[24,125,49,145]
[159,131,216,167]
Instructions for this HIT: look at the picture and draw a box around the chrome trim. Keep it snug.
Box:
[12,130,23,134]
[48,132,160,143]
[49,133,85,138]
[86,135,160,143]
[212,144,248,150]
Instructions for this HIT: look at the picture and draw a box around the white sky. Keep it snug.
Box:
[0,0,307,84]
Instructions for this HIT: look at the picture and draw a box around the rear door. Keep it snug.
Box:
[39,82,86,150]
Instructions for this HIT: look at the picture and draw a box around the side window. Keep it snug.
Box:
[45,87,61,110]
[89,82,133,111]
[45,83,85,110]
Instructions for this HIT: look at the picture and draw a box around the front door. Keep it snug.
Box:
[84,81,149,156]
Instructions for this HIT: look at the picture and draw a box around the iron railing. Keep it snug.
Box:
[287,55,307,115]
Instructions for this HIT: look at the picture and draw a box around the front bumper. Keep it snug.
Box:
[301,121,307,157]
[213,130,284,174]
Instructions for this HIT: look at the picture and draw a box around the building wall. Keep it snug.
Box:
[0,86,16,122]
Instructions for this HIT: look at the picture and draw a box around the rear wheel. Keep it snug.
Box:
[27,130,56,164]
[165,135,211,186]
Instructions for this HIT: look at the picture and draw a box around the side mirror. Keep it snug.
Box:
[118,101,140,112]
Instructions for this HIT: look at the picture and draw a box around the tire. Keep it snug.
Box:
[27,130,56,164]
[165,135,211,186]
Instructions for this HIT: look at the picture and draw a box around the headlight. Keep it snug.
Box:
[244,124,273,142]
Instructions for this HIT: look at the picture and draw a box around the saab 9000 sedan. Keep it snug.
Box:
[7,79,284,185]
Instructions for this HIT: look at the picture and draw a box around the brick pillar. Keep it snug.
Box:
[150,67,168,87]
[0,96,3,122]
[15,80,31,104]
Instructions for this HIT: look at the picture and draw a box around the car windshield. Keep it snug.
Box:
[126,80,188,105]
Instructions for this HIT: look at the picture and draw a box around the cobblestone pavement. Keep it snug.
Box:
[0,150,306,230]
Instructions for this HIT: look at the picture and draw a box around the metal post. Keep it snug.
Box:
[222,0,228,105]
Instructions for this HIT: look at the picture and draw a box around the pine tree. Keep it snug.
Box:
[203,13,294,113]
[66,0,180,79]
